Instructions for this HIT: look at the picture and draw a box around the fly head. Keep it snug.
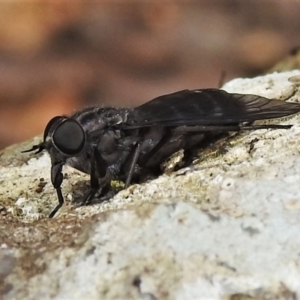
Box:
[23,116,86,157]
[23,116,87,218]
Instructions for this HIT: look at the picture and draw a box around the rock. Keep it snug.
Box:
[1,70,300,299]
[269,48,300,73]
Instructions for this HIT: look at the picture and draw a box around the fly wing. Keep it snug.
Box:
[125,89,300,128]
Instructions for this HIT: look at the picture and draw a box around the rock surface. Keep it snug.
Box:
[1,70,300,299]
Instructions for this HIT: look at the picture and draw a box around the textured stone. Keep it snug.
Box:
[1,70,300,299]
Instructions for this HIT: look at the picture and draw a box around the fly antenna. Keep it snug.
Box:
[22,144,45,154]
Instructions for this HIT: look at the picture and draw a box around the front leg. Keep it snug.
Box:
[79,147,113,206]
[81,128,138,206]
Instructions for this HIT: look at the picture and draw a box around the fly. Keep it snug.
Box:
[23,89,300,217]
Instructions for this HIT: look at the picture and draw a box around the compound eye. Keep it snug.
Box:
[52,119,85,155]
[44,116,64,141]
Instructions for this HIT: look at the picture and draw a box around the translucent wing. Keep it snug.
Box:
[125,89,300,128]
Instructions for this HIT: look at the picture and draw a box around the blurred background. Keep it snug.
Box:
[0,1,300,149]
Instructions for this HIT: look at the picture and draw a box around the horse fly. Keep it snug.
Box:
[23,89,300,217]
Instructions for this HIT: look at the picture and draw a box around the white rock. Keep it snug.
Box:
[2,71,300,300]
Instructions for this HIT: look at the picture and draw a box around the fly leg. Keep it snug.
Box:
[138,129,173,165]
[125,142,141,188]
[128,130,176,183]
[174,124,292,133]
[239,124,292,130]
[78,147,113,206]
[78,152,100,206]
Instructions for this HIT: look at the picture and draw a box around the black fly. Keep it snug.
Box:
[23,89,300,217]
